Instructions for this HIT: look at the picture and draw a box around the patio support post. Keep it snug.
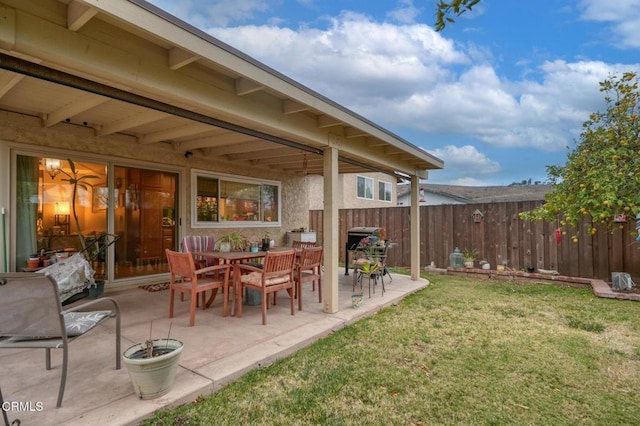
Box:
[322,145,339,313]
[410,175,421,280]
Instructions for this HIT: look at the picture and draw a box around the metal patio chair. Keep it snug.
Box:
[0,272,121,408]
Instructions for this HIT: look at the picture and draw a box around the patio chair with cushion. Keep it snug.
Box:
[236,249,296,325]
[0,272,121,408]
[294,246,324,310]
[292,240,317,249]
[166,249,232,326]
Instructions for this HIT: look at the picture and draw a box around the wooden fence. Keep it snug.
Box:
[309,201,640,282]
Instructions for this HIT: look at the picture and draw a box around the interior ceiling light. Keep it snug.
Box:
[43,158,61,179]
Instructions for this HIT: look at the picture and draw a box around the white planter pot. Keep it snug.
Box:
[122,338,184,400]
[464,260,474,268]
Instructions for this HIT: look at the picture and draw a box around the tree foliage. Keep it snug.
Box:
[520,72,640,241]
[434,0,481,31]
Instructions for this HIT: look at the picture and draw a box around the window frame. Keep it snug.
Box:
[191,170,281,228]
[378,180,392,202]
[356,175,374,200]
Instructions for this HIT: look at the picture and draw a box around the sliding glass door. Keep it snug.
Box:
[15,156,108,274]
[14,156,178,281]
[113,166,177,279]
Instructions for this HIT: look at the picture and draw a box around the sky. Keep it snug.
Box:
[147,0,640,186]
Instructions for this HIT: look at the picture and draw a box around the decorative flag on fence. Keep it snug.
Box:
[556,228,562,244]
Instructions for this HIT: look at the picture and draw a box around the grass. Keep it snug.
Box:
[143,273,640,425]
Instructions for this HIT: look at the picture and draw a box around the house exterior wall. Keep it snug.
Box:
[308,172,396,210]
[0,110,308,270]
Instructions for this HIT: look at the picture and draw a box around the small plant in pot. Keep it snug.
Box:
[461,248,478,268]
[261,231,270,251]
[217,231,249,252]
[122,323,184,400]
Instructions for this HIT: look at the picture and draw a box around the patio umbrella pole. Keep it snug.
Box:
[1,207,6,273]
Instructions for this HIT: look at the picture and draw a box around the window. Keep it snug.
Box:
[379,180,392,202]
[356,175,373,200]
[193,171,280,227]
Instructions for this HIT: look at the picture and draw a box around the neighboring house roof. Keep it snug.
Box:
[397,183,553,204]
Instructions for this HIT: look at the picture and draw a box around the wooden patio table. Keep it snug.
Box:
[196,248,301,316]
[196,250,267,316]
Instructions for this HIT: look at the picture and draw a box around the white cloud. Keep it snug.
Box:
[428,145,500,175]
[579,0,640,48]
[448,177,491,186]
[206,13,640,155]
[387,0,420,24]
[149,0,274,27]
[208,12,467,103]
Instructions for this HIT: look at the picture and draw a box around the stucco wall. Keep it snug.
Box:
[307,172,396,210]
[0,111,308,250]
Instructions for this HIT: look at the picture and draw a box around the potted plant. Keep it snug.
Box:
[122,337,184,400]
[55,158,104,296]
[57,159,98,251]
[461,248,478,268]
[261,231,270,251]
[217,231,249,252]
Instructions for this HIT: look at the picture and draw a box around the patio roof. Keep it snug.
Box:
[0,0,443,179]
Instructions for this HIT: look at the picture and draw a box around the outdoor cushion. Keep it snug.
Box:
[64,310,112,336]
[241,272,290,286]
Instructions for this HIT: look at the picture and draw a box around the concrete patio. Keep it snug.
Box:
[0,271,429,425]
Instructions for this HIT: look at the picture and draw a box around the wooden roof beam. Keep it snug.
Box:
[366,137,387,148]
[138,122,213,144]
[210,140,280,156]
[227,146,300,162]
[235,78,264,96]
[317,114,342,128]
[96,110,166,136]
[67,1,98,32]
[0,70,23,98]
[42,93,108,127]
[169,47,199,70]
[345,127,368,138]
[181,133,258,152]
[283,99,310,115]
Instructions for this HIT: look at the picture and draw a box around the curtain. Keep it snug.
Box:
[16,155,40,268]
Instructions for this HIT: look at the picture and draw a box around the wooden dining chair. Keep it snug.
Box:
[165,249,232,326]
[181,235,216,268]
[180,235,218,304]
[292,240,317,249]
[294,246,324,310]
[236,249,296,325]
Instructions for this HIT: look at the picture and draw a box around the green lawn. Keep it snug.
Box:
[143,273,640,425]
